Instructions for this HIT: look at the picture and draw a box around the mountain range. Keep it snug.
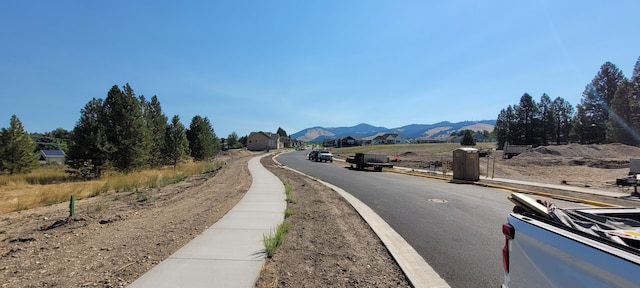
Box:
[290,120,496,142]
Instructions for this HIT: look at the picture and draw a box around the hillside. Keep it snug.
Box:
[291,120,496,142]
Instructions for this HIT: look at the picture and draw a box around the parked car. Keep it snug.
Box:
[318,150,333,162]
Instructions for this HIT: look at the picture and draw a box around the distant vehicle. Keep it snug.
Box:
[308,150,320,161]
[502,144,531,159]
[502,193,640,288]
[478,148,492,157]
[346,153,393,172]
[317,151,333,162]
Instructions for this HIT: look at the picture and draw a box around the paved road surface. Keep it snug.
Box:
[277,150,584,288]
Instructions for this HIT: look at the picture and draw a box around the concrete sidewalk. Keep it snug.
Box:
[129,154,285,288]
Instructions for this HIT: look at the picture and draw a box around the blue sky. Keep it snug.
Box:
[1,1,639,138]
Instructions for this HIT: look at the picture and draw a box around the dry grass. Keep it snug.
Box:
[0,161,222,214]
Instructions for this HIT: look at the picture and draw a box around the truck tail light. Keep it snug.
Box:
[502,223,514,273]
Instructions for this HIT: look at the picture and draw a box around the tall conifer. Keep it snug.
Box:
[0,115,39,174]
[103,84,149,173]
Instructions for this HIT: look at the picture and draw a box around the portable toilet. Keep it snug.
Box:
[630,159,640,175]
[453,148,480,181]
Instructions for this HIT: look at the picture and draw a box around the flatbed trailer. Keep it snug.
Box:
[346,153,393,172]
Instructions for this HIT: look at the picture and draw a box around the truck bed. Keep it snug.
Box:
[503,193,640,288]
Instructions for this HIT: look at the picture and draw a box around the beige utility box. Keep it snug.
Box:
[630,159,640,175]
[452,148,479,181]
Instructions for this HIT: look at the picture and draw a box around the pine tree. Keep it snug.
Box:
[571,104,589,144]
[514,93,538,145]
[460,130,476,146]
[103,84,150,173]
[537,94,554,146]
[630,57,640,138]
[606,80,637,144]
[186,116,219,161]
[580,62,625,143]
[277,127,288,137]
[67,98,109,178]
[239,135,248,147]
[164,115,189,168]
[0,115,39,174]
[227,132,239,148]
[141,95,168,167]
[495,105,515,149]
[551,97,574,145]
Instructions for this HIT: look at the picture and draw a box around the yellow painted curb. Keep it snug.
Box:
[389,169,618,208]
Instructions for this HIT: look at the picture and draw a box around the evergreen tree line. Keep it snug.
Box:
[66,83,221,178]
[0,115,40,174]
[0,115,76,175]
[0,83,258,176]
[495,57,640,149]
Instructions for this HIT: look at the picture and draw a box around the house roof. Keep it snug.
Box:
[373,133,400,141]
[41,150,65,156]
[248,131,274,139]
[249,131,289,141]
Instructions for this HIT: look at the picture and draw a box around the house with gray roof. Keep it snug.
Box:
[39,149,66,165]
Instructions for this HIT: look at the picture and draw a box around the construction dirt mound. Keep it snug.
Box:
[507,143,640,169]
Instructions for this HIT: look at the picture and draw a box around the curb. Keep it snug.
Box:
[388,169,619,208]
[271,153,450,288]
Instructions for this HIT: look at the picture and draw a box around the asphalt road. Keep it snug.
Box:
[276,150,580,288]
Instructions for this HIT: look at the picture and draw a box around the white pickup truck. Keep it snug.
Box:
[503,193,640,288]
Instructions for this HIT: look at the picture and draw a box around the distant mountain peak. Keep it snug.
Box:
[290,120,495,142]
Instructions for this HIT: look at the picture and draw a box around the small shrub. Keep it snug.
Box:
[136,190,151,202]
[147,175,159,188]
[263,222,290,258]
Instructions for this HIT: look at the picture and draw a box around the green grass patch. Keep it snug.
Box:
[284,181,294,203]
[136,190,151,202]
[147,175,159,188]
[263,222,290,258]
[90,182,110,197]
[159,175,187,187]
[284,208,295,218]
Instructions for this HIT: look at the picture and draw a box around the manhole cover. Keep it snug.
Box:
[428,198,448,203]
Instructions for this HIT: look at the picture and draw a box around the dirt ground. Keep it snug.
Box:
[253,157,409,288]
[375,143,640,207]
[0,150,408,288]
[0,152,253,287]
[2,143,640,287]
